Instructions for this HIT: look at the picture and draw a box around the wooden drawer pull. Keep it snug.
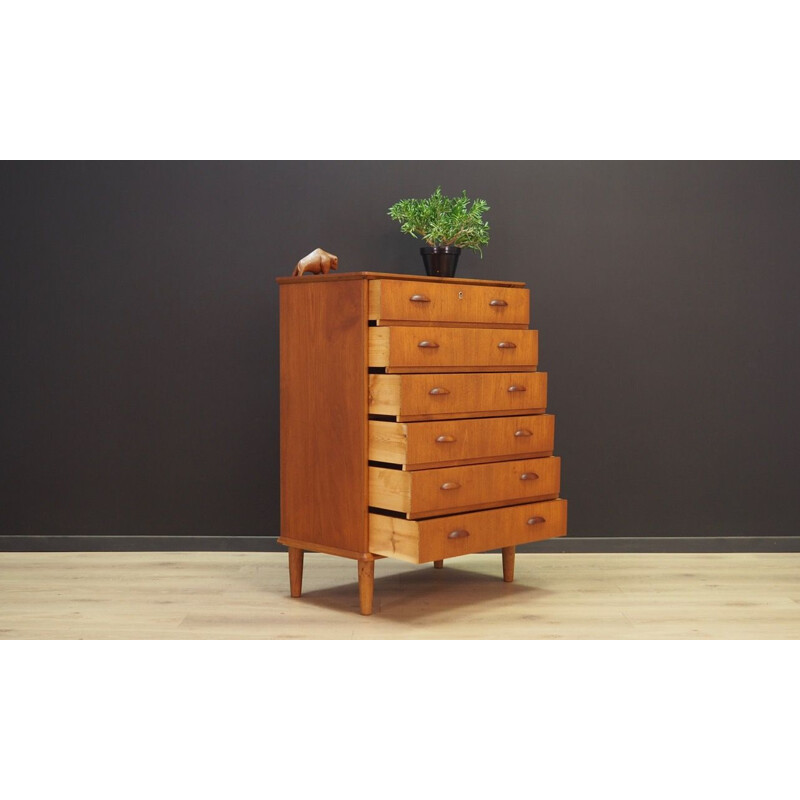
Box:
[428,387,450,396]
[527,516,546,525]
[440,481,461,491]
[409,294,431,303]
[447,529,470,539]
[520,472,539,481]
[514,429,533,437]
[435,435,455,443]
[418,340,440,348]
[507,385,527,392]
[497,341,517,349]
[489,299,508,307]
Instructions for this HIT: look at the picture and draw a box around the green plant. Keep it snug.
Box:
[387,186,490,256]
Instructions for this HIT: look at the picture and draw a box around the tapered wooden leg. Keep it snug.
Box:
[358,559,374,615]
[433,560,444,569]
[288,547,304,597]
[502,546,515,582]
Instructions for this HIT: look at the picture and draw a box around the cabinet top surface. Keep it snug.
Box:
[276,271,526,288]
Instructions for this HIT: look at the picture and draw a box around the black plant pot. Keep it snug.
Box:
[420,246,461,278]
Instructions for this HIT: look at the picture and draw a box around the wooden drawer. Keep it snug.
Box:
[369,326,538,373]
[369,414,555,470]
[369,371,547,421]
[370,456,561,518]
[369,279,530,327]
[369,498,567,563]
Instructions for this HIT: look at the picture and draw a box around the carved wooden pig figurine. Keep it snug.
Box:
[293,248,339,277]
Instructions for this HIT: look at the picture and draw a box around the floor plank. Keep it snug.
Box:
[1,552,798,639]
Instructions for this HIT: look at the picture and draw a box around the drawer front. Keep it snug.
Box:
[369,456,561,518]
[369,498,568,563]
[369,326,538,372]
[369,279,530,327]
[369,414,555,469]
[369,371,547,420]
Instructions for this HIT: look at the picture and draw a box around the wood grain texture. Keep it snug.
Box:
[369,456,561,518]
[369,499,568,563]
[502,547,515,582]
[276,272,526,287]
[358,559,374,615]
[367,421,410,465]
[2,552,799,639]
[279,280,368,554]
[277,537,380,561]
[288,547,304,597]
[368,466,412,513]
[277,269,566,611]
[369,279,530,327]
[369,414,555,470]
[369,371,547,421]
[369,326,538,372]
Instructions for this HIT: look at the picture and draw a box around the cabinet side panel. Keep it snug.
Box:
[280,280,368,553]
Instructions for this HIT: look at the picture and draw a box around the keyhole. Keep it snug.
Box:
[458,291,464,300]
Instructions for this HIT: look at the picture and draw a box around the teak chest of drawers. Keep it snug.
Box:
[276,271,567,614]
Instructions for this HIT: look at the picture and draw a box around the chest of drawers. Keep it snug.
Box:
[276,271,567,614]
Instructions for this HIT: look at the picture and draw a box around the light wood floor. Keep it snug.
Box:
[1,551,798,639]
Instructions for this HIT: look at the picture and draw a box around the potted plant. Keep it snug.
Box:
[387,186,490,277]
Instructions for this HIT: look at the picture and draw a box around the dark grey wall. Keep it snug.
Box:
[2,161,799,548]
